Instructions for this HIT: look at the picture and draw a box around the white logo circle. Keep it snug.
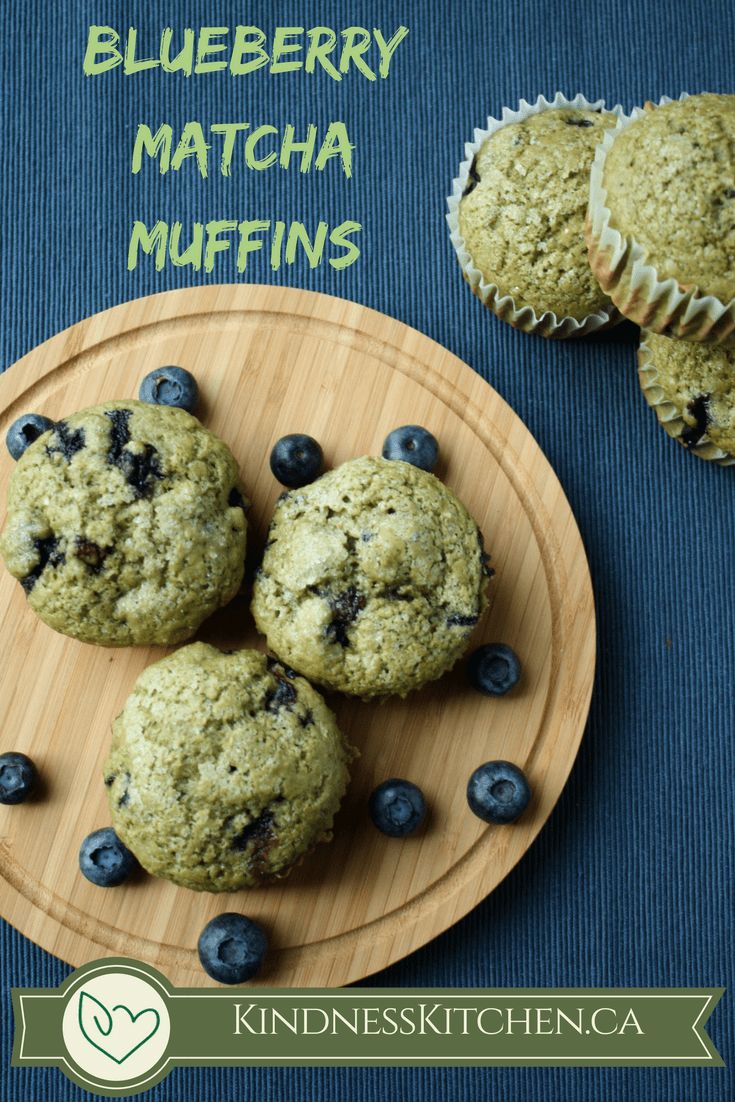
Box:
[62,971,170,1084]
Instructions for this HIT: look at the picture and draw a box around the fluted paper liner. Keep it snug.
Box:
[587,93,735,345]
[447,92,624,339]
[637,331,735,465]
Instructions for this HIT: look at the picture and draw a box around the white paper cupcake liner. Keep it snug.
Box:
[587,93,735,345]
[446,92,625,339]
[637,330,735,465]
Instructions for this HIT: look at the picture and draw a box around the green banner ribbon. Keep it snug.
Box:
[12,958,724,1096]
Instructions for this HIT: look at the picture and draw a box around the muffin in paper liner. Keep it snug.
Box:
[447,92,624,339]
[587,93,735,345]
[638,329,735,465]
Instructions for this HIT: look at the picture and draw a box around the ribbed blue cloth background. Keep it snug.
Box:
[1,1,733,1097]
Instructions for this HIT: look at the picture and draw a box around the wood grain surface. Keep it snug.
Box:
[0,285,595,987]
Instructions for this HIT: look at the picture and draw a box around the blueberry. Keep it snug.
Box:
[369,778,427,837]
[0,752,37,804]
[269,434,323,488]
[467,643,521,696]
[139,366,198,412]
[467,761,531,824]
[79,827,139,887]
[198,913,268,984]
[6,414,55,460]
[382,425,439,472]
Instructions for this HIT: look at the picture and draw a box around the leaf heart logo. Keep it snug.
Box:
[78,990,161,1065]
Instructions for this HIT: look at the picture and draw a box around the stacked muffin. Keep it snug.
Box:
[448,93,624,338]
[587,93,735,464]
[450,91,735,463]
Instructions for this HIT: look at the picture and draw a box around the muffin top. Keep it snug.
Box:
[0,400,248,645]
[105,644,354,891]
[603,94,735,304]
[251,456,490,698]
[458,107,617,320]
[639,330,735,458]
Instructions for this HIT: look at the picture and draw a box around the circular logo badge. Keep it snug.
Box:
[61,971,170,1084]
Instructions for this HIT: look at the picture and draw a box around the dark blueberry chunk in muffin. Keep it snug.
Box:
[46,420,85,461]
[327,586,366,646]
[447,611,480,627]
[105,409,163,498]
[228,798,285,880]
[680,393,711,448]
[120,444,162,498]
[106,408,132,460]
[476,528,494,578]
[462,153,481,197]
[74,538,111,573]
[565,116,594,127]
[21,535,64,593]
[381,585,413,602]
[116,772,131,808]
[264,676,297,713]
[230,807,276,852]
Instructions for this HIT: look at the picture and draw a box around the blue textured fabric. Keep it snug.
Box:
[1,1,733,1098]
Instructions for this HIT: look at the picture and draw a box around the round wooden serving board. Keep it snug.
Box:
[0,285,595,987]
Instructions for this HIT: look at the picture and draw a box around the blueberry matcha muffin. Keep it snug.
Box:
[454,104,619,333]
[251,456,491,698]
[0,400,247,645]
[104,644,355,891]
[587,94,735,343]
[638,330,735,464]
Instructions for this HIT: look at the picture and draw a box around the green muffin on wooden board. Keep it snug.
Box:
[252,456,490,698]
[638,330,735,464]
[587,93,735,344]
[0,400,248,645]
[104,644,355,891]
